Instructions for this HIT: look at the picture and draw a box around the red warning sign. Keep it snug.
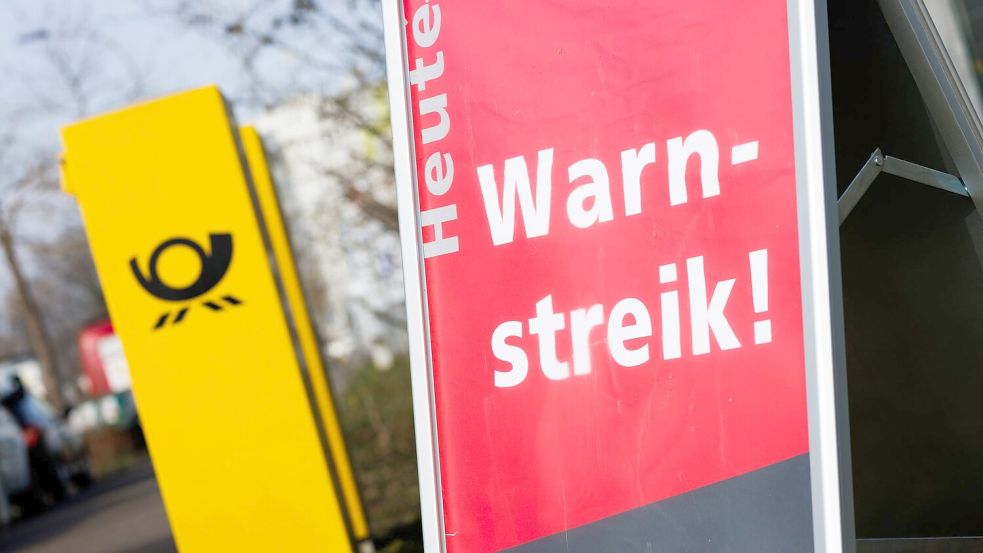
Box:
[390,1,842,551]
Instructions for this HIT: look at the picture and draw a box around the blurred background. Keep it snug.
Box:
[0,1,418,551]
[4,0,983,552]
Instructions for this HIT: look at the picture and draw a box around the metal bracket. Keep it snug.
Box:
[878,0,983,218]
[837,148,969,225]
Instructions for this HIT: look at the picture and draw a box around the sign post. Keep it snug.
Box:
[384,1,853,552]
[61,87,363,552]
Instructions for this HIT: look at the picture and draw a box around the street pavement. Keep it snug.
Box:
[0,459,176,553]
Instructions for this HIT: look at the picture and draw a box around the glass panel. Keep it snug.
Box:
[928,0,983,118]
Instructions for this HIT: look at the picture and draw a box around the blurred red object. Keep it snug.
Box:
[78,320,118,397]
[22,426,41,448]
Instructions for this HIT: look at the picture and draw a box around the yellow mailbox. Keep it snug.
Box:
[61,86,364,552]
[240,125,370,542]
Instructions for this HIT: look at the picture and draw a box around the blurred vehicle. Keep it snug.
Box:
[0,372,91,512]
[0,406,30,525]
[0,357,47,401]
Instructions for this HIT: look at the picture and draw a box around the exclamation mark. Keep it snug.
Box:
[749,249,771,344]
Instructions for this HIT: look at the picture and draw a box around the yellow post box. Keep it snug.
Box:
[61,86,362,552]
[240,125,370,541]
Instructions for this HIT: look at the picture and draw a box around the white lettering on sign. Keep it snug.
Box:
[492,251,773,388]
[475,130,749,244]
[474,128,775,387]
[477,149,554,246]
[667,130,720,205]
[687,255,739,355]
[608,298,652,368]
[659,263,682,361]
[409,0,460,259]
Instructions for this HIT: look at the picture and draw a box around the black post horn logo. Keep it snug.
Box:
[130,233,243,330]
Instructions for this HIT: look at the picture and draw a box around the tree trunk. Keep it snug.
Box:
[0,222,66,410]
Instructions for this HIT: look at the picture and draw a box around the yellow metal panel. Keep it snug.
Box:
[239,126,370,540]
[61,86,354,552]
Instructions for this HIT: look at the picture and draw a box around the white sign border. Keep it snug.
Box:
[383,1,447,551]
[787,0,856,552]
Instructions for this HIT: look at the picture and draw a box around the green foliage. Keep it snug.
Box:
[338,355,421,538]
